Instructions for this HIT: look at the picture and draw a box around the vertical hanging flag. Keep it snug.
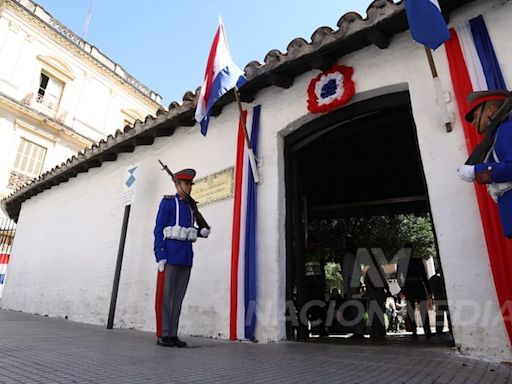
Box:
[404,0,450,50]
[446,16,506,95]
[230,105,260,341]
[195,20,246,136]
[0,253,9,297]
[445,15,512,344]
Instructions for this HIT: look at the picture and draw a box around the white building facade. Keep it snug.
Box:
[0,0,162,202]
[1,0,511,364]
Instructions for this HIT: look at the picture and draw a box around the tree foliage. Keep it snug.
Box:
[309,214,436,263]
[324,262,342,290]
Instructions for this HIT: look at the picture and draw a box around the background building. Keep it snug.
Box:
[0,0,162,203]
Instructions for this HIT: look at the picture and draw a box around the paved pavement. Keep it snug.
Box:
[0,310,510,384]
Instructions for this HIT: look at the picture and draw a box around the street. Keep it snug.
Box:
[0,310,510,383]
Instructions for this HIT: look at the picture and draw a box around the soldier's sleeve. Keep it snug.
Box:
[475,121,512,183]
[153,198,175,262]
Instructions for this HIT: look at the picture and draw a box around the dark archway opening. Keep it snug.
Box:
[284,91,452,345]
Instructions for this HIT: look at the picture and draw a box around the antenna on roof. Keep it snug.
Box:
[81,0,96,39]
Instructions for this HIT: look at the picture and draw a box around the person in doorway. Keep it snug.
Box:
[342,242,365,339]
[326,288,342,333]
[153,168,210,347]
[395,292,408,332]
[329,288,342,309]
[304,237,328,337]
[401,255,432,338]
[385,296,399,333]
[364,265,388,340]
[457,90,512,238]
[429,269,449,335]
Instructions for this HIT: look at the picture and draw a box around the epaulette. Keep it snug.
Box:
[163,194,174,199]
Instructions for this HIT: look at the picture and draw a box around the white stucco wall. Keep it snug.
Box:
[441,0,512,361]
[2,0,511,363]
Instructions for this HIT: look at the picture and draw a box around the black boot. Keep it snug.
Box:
[170,336,187,348]
[156,336,175,347]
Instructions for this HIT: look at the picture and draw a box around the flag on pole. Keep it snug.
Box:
[195,20,246,136]
[230,105,260,340]
[444,15,512,344]
[404,0,450,49]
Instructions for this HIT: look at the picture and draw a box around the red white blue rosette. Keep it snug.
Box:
[307,65,355,114]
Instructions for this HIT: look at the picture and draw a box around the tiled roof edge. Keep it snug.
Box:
[243,0,402,79]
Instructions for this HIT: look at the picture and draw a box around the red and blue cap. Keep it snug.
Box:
[465,90,508,122]
[174,168,196,182]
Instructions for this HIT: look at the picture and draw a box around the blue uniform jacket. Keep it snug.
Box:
[153,195,194,267]
[475,119,512,237]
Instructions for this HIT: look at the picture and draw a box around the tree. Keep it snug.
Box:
[309,214,436,263]
[324,262,342,290]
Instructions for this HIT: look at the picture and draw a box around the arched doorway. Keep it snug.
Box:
[284,90,451,344]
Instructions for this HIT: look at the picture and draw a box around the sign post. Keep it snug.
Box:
[107,165,138,329]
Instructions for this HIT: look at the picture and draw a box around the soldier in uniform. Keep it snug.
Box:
[153,168,210,347]
[457,90,512,238]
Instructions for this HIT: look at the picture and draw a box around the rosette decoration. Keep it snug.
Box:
[307,64,355,114]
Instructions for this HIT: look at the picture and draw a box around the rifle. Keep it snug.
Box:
[465,92,512,165]
[158,160,211,230]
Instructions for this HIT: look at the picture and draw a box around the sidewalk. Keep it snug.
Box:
[0,310,510,384]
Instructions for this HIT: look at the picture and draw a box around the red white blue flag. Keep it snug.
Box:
[0,253,9,297]
[404,0,450,50]
[230,105,260,340]
[195,21,246,136]
[444,15,512,344]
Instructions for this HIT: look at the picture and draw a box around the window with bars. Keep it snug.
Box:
[12,138,47,177]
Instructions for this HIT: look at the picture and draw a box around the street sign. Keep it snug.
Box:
[121,165,138,206]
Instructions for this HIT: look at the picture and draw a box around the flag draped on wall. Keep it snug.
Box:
[404,0,450,49]
[230,105,260,340]
[0,253,9,296]
[445,15,512,343]
[195,21,246,136]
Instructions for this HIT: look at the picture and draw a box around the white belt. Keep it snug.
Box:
[487,183,512,203]
[163,226,197,242]
[162,196,197,241]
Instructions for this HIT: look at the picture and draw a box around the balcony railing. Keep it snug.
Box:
[7,170,33,191]
[22,93,67,123]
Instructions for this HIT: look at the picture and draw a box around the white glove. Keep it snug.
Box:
[200,227,211,238]
[157,259,167,272]
[457,165,475,182]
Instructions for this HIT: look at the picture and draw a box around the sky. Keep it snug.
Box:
[34,0,378,107]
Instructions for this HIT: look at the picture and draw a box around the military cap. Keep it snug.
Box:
[174,168,196,182]
[465,89,509,122]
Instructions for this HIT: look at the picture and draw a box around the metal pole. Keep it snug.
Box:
[107,204,131,329]
[0,218,6,255]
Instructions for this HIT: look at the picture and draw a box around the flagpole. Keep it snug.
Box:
[234,87,260,183]
[424,46,452,132]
